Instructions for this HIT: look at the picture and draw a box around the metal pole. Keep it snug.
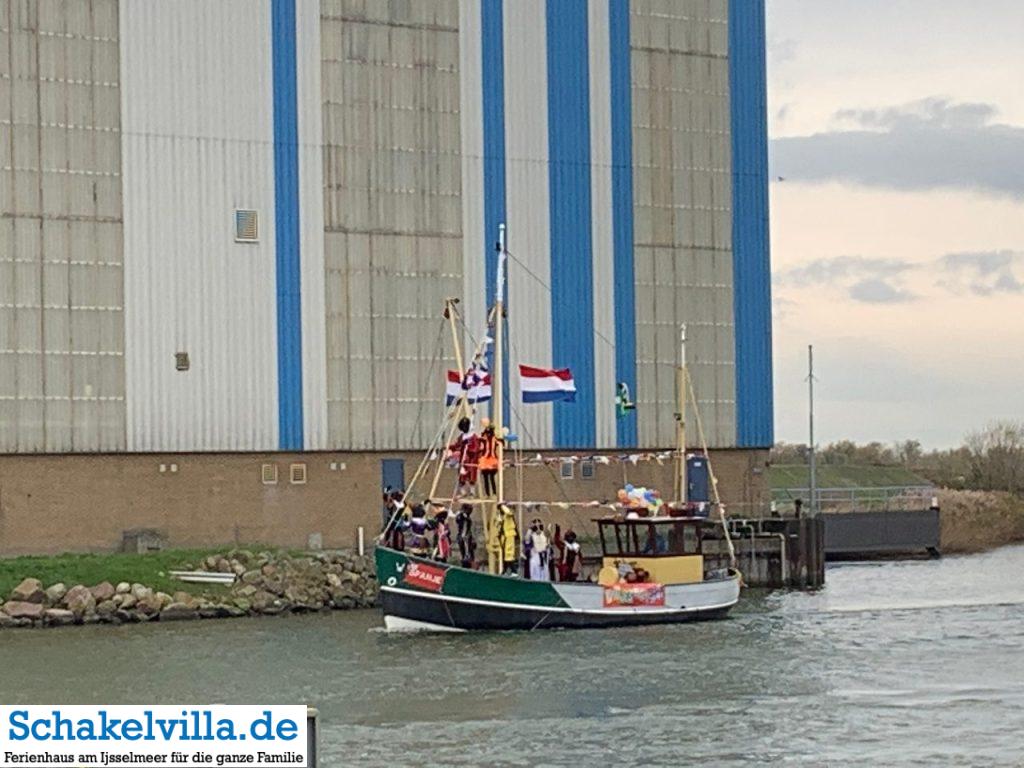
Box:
[675,324,687,504]
[808,344,817,516]
[490,224,507,574]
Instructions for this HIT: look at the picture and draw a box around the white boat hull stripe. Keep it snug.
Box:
[380,585,739,616]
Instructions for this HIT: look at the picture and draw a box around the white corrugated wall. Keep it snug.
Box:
[297,2,328,451]
[502,0,554,450]
[458,0,487,360]
[588,0,617,449]
[120,0,279,451]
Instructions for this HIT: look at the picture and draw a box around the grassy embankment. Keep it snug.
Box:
[0,548,257,599]
[768,464,929,494]
[770,464,1024,554]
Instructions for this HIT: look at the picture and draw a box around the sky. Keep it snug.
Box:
[766,0,1024,448]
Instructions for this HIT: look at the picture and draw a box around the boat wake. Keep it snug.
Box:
[825,596,1024,614]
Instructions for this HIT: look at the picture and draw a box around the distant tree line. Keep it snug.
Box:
[771,421,1024,495]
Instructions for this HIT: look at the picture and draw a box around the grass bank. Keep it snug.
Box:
[0,548,251,598]
[939,489,1024,554]
[769,463,930,491]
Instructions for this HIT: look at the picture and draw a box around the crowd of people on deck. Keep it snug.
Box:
[381,488,584,582]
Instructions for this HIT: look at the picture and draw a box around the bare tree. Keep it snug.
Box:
[965,421,1024,495]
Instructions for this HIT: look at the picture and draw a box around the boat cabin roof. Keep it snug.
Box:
[593,515,706,558]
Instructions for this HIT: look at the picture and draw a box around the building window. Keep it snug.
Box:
[559,460,574,480]
[261,463,278,485]
[580,459,595,479]
[290,463,307,485]
[175,352,190,371]
[235,209,259,242]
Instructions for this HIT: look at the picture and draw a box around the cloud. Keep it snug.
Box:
[770,98,1024,199]
[938,250,1024,295]
[769,37,798,66]
[775,256,917,303]
[775,249,1024,304]
[848,278,915,304]
[776,255,913,288]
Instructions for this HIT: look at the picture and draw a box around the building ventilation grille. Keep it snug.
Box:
[235,209,259,242]
[262,463,278,485]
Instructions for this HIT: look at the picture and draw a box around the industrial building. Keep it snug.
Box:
[0,0,772,554]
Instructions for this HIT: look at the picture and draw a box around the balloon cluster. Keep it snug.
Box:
[615,484,664,515]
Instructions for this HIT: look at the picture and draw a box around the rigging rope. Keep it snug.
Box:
[406,316,449,447]
[685,367,737,568]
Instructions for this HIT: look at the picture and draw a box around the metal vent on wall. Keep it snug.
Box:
[235,209,258,242]
[580,459,595,479]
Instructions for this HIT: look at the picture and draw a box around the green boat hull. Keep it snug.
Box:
[375,546,740,632]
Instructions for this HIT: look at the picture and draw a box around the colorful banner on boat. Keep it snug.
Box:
[403,562,448,592]
[519,365,576,403]
[446,368,492,405]
[603,583,666,608]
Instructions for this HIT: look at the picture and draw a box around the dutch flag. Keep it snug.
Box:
[519,365,576,403]
[446,369,492,406]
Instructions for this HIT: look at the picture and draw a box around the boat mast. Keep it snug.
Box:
[674,324,687,505]
[491,224,507,574]
[427,298,469,501]
[495,224,506,505]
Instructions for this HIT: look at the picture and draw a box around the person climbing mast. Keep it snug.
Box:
[478,418,503,498]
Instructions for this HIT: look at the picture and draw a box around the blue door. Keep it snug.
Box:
[687,455,710,503]
[381,458,405,525]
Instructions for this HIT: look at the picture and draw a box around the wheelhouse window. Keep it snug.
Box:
[597,519,703,558]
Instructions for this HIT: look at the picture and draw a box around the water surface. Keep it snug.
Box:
[4,545,1024,766]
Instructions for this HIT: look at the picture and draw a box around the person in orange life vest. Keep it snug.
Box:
[478,420,504,497]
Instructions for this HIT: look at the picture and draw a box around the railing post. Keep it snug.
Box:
[307,707,319,767]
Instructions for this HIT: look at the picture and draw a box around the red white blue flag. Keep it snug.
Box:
[519,365,576,403]
[446,368,492,405]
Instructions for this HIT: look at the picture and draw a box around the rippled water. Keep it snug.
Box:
[4,545,1024,766]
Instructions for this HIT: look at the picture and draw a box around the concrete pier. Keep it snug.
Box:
[705,517,826,589]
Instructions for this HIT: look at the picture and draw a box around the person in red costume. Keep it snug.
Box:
[448,416,482,497]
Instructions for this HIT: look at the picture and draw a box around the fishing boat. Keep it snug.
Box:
[375,225,741,632]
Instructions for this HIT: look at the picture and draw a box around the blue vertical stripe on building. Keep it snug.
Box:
[481,0,509,421]
[546,0,595,448]
[609,0,637,448]
[729,0,774,447]
[271,0,304,450]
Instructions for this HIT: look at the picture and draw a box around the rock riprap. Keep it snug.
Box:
[0,549,377,630]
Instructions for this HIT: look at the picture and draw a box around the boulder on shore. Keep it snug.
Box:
[11,578,45,604]
[115,582,131,594]
[136,595,163,615]
[45,583,68,605]
[4,600,45,620]
[90,582,116,603]
[63,585,97,617]
[171,591,199,609]
[130,583,152,601]
[44,608,75,626]
[160,602,199,622]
